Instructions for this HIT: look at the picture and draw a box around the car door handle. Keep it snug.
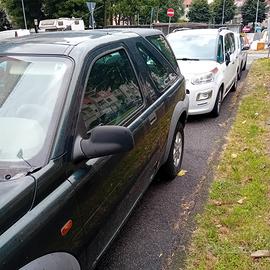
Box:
[149,112,157,125]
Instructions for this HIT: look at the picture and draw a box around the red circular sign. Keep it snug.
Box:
[167,8,174,17]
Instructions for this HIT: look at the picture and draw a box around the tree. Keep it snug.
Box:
[157,0,184,23]
[1,0,43,28]
[241,0,266,26]
[188,0,210,23]
[109,0,184,26]
[211,0,236,24]
[0,8,12,30]
[43,0,89,24]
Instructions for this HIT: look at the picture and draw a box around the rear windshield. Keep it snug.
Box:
[0,56,71,165]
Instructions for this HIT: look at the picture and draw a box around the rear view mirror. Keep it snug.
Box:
[77,126,134,160]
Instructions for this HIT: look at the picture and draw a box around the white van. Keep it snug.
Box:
[39,18,85,31]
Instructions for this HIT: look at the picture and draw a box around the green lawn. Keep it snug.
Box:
[185,59,270,270]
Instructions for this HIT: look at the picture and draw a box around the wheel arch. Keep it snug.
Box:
[218,83,224,100]
[161,98,188,166]
[19,252,81,270]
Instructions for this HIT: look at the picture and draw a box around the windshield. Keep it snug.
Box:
[0,56,71,165]
[167,33,217,60]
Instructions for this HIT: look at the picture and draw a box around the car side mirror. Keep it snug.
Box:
[225,52,230,66]
[242,45,250,51]
[74,125,135,161]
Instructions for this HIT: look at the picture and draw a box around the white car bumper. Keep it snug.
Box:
[186,81,219,115]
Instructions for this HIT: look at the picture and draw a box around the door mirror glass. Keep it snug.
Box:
[79,126,134,159]
[242,45,250,51]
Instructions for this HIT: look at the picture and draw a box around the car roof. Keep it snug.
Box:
[167,28,234,38]
[168,28,219,37]
[0,28,162,56]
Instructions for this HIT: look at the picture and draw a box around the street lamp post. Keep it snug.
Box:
[255,0,260,28]
[21,0,27,29]
[221,0,225,25]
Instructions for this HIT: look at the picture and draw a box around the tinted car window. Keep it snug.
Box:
[82,49,143,130]
[224,34,231,54]
[137,43,177,92]
[225,33,235,54]
[229,33,235,52]
[240,36,245,49]
[146,35,178,70]
[217,36,224,63]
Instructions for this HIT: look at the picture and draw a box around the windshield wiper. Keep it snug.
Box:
[177,58,200,61]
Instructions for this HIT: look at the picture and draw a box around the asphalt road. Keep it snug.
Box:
[96,53,268,270]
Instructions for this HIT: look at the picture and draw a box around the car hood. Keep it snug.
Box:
[177,60,218,77]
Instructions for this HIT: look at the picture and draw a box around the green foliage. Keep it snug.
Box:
[1,0,184,28]
[188,0,210,23]
[1,0,43,28]
[241,0,266,26]
[110,0,184,25]
[211,0,236,24]
[42,0,89,27]
[0,8,11,30]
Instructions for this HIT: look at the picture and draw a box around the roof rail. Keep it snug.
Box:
[218,27,229,32]
[172,27,191,33]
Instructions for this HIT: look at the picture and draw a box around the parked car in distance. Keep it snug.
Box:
[242,25,252,33]
[167,28,238,117]
[234,33,248,79]
[0,29,188,270]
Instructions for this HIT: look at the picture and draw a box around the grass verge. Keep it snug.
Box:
[185,58,270,270]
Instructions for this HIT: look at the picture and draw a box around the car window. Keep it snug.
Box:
[146,35,178,71]
[240,36,244,49]
[137,43,177,92]
[229,33,235,52]
[217,36,224,63]
[0,56,71,162]
[224,34,233,54]
[82,49,143,131]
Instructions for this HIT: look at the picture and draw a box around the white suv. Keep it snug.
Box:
[167,28,238,116]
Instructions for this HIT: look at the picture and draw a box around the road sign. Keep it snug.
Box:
[167,8,174,17]
[86,2,96,12]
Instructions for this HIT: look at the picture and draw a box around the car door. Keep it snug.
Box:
[234,33,241,76]
[67,44,161,266]
[130,37,180,156]
[224,33,236,92]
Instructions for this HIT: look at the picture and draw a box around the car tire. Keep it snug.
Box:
[160,122,184,181]
[230,75,238,92]
[211,87,222,117]
[237,67,242,80]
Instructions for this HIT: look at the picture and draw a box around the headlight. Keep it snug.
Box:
[196,90,213,101]
[191,72,214,85]
[191,68,219,85]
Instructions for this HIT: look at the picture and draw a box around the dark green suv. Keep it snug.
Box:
[0,29,188,270]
